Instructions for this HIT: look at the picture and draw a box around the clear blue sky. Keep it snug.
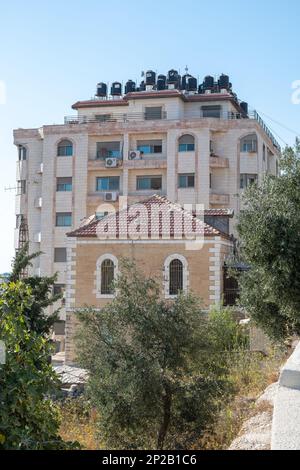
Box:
[1,0,300,272]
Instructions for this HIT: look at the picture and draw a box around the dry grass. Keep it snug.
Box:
[197,345,287,450]
[58,398,101,450]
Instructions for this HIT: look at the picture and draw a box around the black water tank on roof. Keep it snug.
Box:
[181,74,191,90]
[218,74,230,89]
[145,70,156,86]
[96,82,107,97]
[187,76,197,91]
[111,82,122,96]
[167,69,179,84]
[240,101,248,115]
[125,80,136,94]
[203,75,214,89]
[157,74,166,90]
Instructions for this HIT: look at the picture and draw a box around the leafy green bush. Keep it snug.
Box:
[0,281,78,449]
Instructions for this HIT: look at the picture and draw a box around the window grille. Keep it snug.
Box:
[101,259,115,295]
[169,259,183,295]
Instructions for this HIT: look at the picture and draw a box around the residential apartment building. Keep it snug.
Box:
[13,70,281,333]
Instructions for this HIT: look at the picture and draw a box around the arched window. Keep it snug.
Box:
[101,259,115,295]
[96,254,118,298]
[57,139,73,157]
[240,134,257,153]
[169,259,183,295]
[178,134,195,152]
[164,254,188,297]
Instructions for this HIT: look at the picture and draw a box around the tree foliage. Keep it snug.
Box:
[237,140,300,340]
[0,281,76,449]
[76,260,245,450]
[8,243,60,335]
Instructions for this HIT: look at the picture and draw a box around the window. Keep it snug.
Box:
[96,176,120,191]
[53,321,65,335]
[57,140,73,157]
[169,259,183,295]
[178,135,195,152]
[137,140,162,154]
[17,180,26,195]
[53,284,65,296]
[56,212,72,227]
[202,105,221,118]
[101,259,115,295]
[96,254,118,298]
[18,146,27,161]
[95,114,111,122]
[56,177,72,192]
[136,176,162,190]
[240,174,258,189]
[95,211,109,220]
[16,214,23,229]
[178,174,195,188]
[240,134,257,152]
[53,284,66,305]
[54,247,67,263]
[96,141,121,159]
[145,107,162,120]
[263,144,266,161]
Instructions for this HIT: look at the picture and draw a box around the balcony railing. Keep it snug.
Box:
[64,110,280,151]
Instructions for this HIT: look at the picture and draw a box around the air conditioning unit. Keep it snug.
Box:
[128,150,141,160]
[37,163,43,174]
[105,157,118,168]
[34,197,42,208]
[104,192,118,202]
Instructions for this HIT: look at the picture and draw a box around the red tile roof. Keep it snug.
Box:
[203,208,234,217]
[67,195,228,240]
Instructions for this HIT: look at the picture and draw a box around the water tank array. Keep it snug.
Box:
[95,70,235,97]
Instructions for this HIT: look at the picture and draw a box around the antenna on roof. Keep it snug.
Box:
[185,65,189,74]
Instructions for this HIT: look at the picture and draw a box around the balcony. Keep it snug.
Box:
[64,110,280,151]
[209,155,229,168]
[65,111,167,125]
[124,157,167,170]
[209,193,230,205]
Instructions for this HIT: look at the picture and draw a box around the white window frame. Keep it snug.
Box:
[95,253,118,299]
[163,254,189,299]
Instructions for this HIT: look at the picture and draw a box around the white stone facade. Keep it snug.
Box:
[13,91,280,322]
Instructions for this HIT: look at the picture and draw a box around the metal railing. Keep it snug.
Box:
[64,110,280,150]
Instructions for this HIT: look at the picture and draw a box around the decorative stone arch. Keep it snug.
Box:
[163,253,189,298]
[177,133,196,152]
[239,132,258,153]
[95,253,118,299]
[56,137,75,156]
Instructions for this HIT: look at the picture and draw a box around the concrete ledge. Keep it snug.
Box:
[279,344,300,390]
[271,342,300,450]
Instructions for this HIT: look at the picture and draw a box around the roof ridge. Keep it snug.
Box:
[67,195,223,238]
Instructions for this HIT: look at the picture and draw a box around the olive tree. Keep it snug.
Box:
[76,260,243,449]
